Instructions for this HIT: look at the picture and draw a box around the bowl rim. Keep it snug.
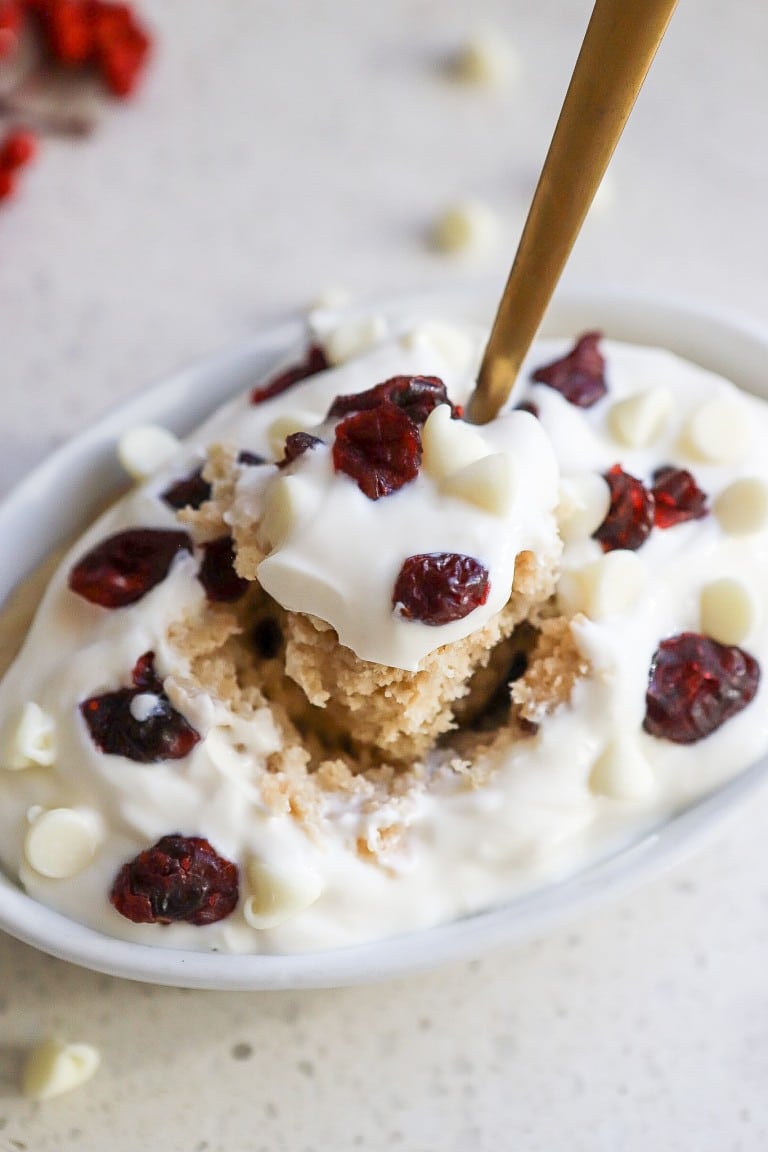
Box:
[2,287,768,990]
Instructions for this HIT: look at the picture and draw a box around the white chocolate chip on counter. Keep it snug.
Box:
[557,551,646,620]
[430,201,500,255]
[322,315,388,366]
[442,452,516,516]
[117,424,181,481]
[243,857,324,929]
[422,404,488,481]
[4,701,56,770]
[556,473,611,543]
[309,284,351,312]
[700,577,758,646]
[683,396,752,464]
[590,738,656,800]
[449,31,520,86]
[714,477,768,535]
[258,474,316,552]
[266,410,321,460]
[22,1038,100,1101]
[589,168,617,216]
[607,386,673,448]
[401,321,476,372]
[24,808,100,879]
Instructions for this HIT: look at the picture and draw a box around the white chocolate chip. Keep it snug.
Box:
[259,474,314,551]
[700,577,758,645]
[266,411,321,460]
[683,396,751,463]
[590,738,655,799]
[4,702,56,770]
[309,284,351,312]
[24,808,99,879]
[422,404,488,481]
[450,32,520,86]
[117,425,181,481]
[129,693,162,723]
[557,550,646,620]
[243,857,324,929]
[556,473,611,543]
[589,169,617,216]
[607,386,673,449]
[401,321,475,372]
[714,477,768,535]
[322,315,388,366]
[430,201,500,255]
[442,452,516,516]
[22,1038,100,1101]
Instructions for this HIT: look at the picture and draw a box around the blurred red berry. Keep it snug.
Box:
[0,169,16,201]
[0,129,38,170]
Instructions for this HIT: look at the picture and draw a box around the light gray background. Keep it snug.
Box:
[2,2,768,1148]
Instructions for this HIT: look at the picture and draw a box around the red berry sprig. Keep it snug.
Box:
[0,127,37,201]
[29,0,152,97]
[0,0,151,206]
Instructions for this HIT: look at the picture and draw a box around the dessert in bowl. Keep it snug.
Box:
[1,289,768,990]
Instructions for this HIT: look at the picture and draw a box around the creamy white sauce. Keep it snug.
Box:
[1,318,768,953]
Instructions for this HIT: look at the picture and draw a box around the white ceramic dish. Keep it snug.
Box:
[2,289,768,990]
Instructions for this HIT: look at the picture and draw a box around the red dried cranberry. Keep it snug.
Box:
[531,331,607,407]
[110,834,239,926]
[643,632,759,744]
[197,536,248,603]
[333,405,422,500]
[68,528,193,608]
[593,465,655,552]
[161,466,212,511]
[393,553,490,625]
[327,375,457,424]
[237,450,267,467]
[277,431,323,468]
[80,651,201,762]
[651,465,708,529]
[250,344,328,405]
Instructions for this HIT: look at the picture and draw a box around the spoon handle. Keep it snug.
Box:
[467,0,678,424]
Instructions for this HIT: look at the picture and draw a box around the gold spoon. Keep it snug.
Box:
[466,0,679,425]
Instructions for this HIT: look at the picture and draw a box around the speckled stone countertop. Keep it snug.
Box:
[2,2,768,1148]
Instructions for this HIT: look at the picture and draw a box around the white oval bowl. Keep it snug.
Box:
[2,290,768,990]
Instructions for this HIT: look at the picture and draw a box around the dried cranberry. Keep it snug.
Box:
[393,553,490,625]
[237,450,267,467]
[250,344,328,405]
[110,834,239,926]
[531,331,607,407]
[593,465,655,552]
[68,528,193,608]
[643,632,759,744]
[197,536,248,603]
[277,432,324,468]
[80,651,200,762]
[333,405,422,500]
[161,466,212,511]
[651,465,708,529]
[327,375,457,424]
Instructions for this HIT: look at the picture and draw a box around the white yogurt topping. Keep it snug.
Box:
[2,315,768,954]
